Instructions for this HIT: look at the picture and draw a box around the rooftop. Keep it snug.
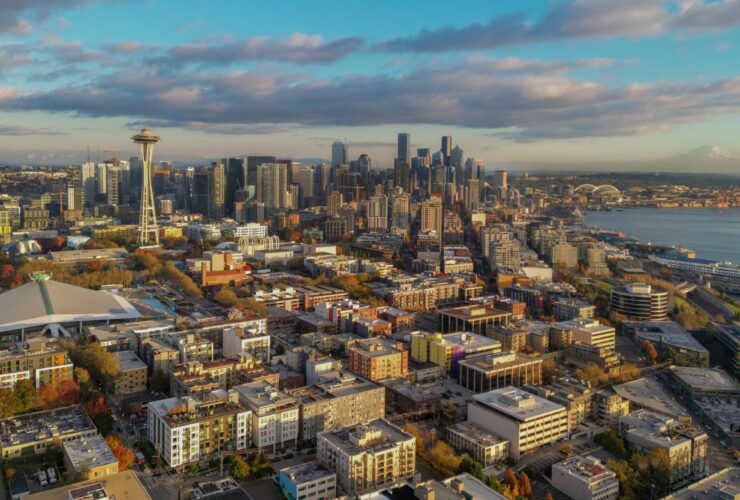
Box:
[0,405,95,449]
[318,419,413,456]
[149,390,245,426]
[279,461,335,484]
[460,351,542,372]
[63,434,118,472]
[0,278,141,333]
[620,409,705,447]
[438,305,511,321]
[624,320,708,353]
[472,387,566,422]
[553,455,616,484]
[27,470,150,500]
[349,337,404,357]
[664,467,740,499]
[116,350,147,372]
[553,317,614,334]
[447,422,509,448]
[613,378,690,419]
[234,380,297,412]
[669,366,739,394]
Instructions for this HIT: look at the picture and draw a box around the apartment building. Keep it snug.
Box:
[458,351,543,393]
[235,380,300,452]
[148,389,251,467]
[524,378,593,435]
[115,350,148,395]
[317,419,416,496]
[222,327,271,363]
[411,332,501,377]
[592,390,630,427]
[170,354,263,398]
[467,387,568,459]
[0,338,73,389]
[347,337,408,382]
[551,455,619,500]
[619,409,708,490]
[487,325,528,352]
[140,337,179,374]
[564,343,622,376]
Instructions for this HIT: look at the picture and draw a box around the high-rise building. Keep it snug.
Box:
[397,133,410,163]
[191,167,209,215]
[224,158,246,217]
[390,188,410,231]
[314,163,330,198]
[256,163,289,210]
[66,185,83,211]
[393,159,410,192]
[367,195,388,233]
[610,284,669,320]
[81,162,96,207]
[293,168,314,207]
[420,197,442,233]
[208,161,226,219]
[494,170,508,190]
[105,161,130,206]
[441,136,452,165]
[247,155,276,188]
[327,191,343,217]
[451,146,464,185]
[489,240,521,270]
[95,163,107,201]
[356,154,372,183]
[132,128,160,245]
[550,242,578,268]
[331,141,348,167]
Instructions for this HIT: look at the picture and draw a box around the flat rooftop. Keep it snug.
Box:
[669,366,739,394]
[116,350,147,372]
[63,434,117,472]
[429,331,501,351]
[472,387,565,422]
[620,409,704,448]
[447,422,509,448]
[234,380,297,411]
[613,378,690,420]
[279,460,335,484]
[318,419,412,455]
[459,351,541,373]
[27,470,150,500]
[0,405,95,449]
[664,467,740,499]
[348,338,404,357]
[553,318,614,333]
[624,320,708,353]
[381,378,442,402]
[438,305,511,321]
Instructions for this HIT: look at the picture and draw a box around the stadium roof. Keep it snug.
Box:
[0,277,141,333]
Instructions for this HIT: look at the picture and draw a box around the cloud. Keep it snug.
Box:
[4,56,740,142]
[43,36,101,63]
[0,0,101,36]
[0,43,33,71]
[159,33,364,66]
[0,125,65,136]
[672,0,740,33]
[125,119,286,135]
[102,41,155,54]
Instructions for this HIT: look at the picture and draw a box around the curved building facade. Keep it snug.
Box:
[610,283,669,320]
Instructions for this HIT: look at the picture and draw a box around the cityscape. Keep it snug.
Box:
[0,2,739,500]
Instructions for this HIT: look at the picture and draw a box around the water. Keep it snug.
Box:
[584,207,740,264]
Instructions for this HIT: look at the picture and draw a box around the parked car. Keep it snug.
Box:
[37,470,48,487]
[46,467,57,484]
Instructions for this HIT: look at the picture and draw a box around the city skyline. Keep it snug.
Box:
[1,1,740,171]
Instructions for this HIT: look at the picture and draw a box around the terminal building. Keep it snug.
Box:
[467,387,568,459]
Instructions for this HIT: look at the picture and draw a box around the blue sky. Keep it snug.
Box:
[2,0,740,171]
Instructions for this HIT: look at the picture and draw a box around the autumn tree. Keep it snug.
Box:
[105,434,135,471]
[403,423,427,454]
[574,363,609,386]
[230,456,250,479]
[641,339,658,363]
[503,467,518,490]
[214,288,238,306]
[38,380,81,409]
[518,471,532,498]
[440,402,457,426]
[0,389,18,418]
[545,490,554,500]
[425,441,462,475]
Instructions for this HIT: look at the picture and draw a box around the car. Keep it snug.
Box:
[38,470,48,487]
[46,467,57,484]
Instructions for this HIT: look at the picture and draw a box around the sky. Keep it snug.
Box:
[2,0,740,171]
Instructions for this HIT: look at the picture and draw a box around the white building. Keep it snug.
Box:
[551,455,619,500]
[235,380,299,452]
[467,386,568,459]
[222,323,270,362]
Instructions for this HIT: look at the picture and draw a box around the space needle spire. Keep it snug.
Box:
[132,128,161,246]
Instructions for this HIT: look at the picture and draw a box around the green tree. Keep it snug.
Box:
[441,402,457,426]
[0,389,18,417]
[230,456,250,479]
[595,429,628,459]
[149,369,169,394]
[456,455,484,480]
[74,367,91,386]
[214,288,238,306]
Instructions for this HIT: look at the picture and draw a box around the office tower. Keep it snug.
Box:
[465,178,480,210]
[465,158,483,181]
[256,162,289,210]
[390,188,410,231]
[293,168,314,207]
[397,133,410,163]
[367,194,388,232]
[208,161,226,219]
[247,155,276,188]
[331,141,348,167]
[81,162,96,207]
[67,185,83,211]
[191,167,209,215]
[327,191,343,217]
[132,129,160,245]
[451,145,464,185]
[420,197,442,233]
[106,162,129,206]
[494,170,508,190]
[393,159,410,193]
[287,184,299,209]
[129,156,141,201]
[224,157,246,217]
[183,167,195,211]
[441,135,452,165]
[314,163,330,199]
[356,154,372,183]
[95,163,107,201]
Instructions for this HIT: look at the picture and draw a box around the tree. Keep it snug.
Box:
[485,474,502,492]
[441,402,457,426]
[13,379,38,413]
[214,288,238,306]
[456,455,484,480]
[62,341,120,387]
[518,471,532,498]
[0,389,17,418]
[105,434,135,471]
[641,339,658,363]
[149,369,169,394]
[595,429,628,459]
[425,441,462,475]
[241,297,268,316]
[545,490,554,500]
[607,459,641,498]
[574,363,609,387]
[74,367,91,386]
[38,379,81,409]
[503,467,517,490]
[230,455,250,479]
[403,423,426,454]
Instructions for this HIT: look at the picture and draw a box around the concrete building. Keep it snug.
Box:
[140,337,179,375]
[592,390,630,427]
[619,409,708,490]
[115,350,147,395]
[551,455,619,500]
[222,325,270,363]
[0,339,73,389]
[63,434,118,480]
[713,322,740,377]
[610,283,669,320]
[525,378,593,435]
[0,405,97,459]
[621,321,709,367]
[169,355,263,399]
[410,332,501,377]
[550,242,578,268]
[278,461,337,500]
[234,380,299,452]
[317,419,416,496]
[489,240,521,270]
[487,325,528,352]
[551,318,616,351]
[613,377,690,420]
[458,351,543,393]
[438,305,512,335]
[148,389,251,467]
[664,467,740,499]
[347,338,408,382]
[446,422,510,466]
[467,387,568,459]
[420,198,442,234]
[564,343,622,376]
[381,378,442,415]
[553,299,596,321]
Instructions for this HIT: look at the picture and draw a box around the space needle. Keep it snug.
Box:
[132,128,161,246]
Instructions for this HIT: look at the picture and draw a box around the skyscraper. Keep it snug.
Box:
[394,159,410,193]
[390,188,410,231]
[451,146,464,185]
[224,157,246,217]
[397,133,411,163]
[247,155,276,188]
[494,170,508,190]
[208,161,225,219]
[441,136,452,166]
[256,163,289,210]
[367,195,388,233]
[132,128,160,245]
[191,167,209,215]
[327,191,343,217]
[332,141,348,167]
[357,154,372,184]
[420,197,442,234]
[81,162,96,207]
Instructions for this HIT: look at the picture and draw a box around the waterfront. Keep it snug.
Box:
[585,207,740,264]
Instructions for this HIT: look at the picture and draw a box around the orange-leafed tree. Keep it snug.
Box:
[105,434,135,471]
[518,471,532,498]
